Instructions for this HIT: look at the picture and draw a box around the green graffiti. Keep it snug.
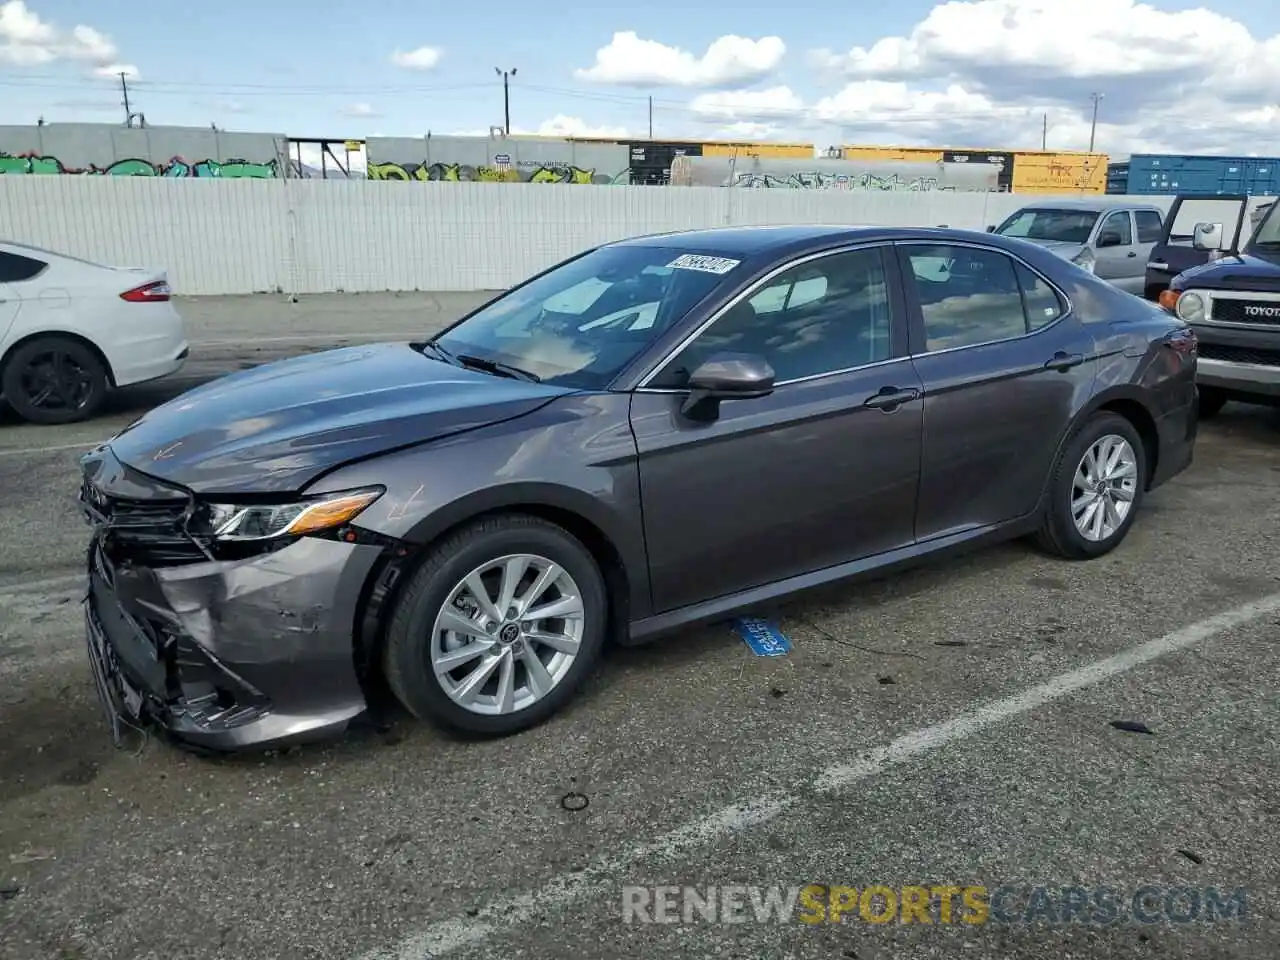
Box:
[0,152,279,177]
[367,159,625,185]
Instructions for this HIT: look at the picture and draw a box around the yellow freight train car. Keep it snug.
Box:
[840,145,1109,194]
[700,141,814,159]
[1010,151,1108,194]
[839,146,945,163]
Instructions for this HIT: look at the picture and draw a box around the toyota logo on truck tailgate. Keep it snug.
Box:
[1244,304,1280,317]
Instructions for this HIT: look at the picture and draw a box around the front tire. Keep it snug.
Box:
[2,336,109,424]
[1032,412,1147,560]
[382,514,608,736]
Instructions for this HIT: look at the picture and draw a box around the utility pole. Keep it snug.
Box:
[648,96,653,138]
[495,67,516,135]
[119,71,131,126]
[1042,113,1047,151]
[1088,93,1104,152]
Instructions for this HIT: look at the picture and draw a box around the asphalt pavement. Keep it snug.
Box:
[1,292,1277,960]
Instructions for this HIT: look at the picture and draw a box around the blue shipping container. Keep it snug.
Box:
[1106,162,1129,194]
[1117,153,1280,196]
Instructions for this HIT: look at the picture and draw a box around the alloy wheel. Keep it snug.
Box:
[429,553,585,716]
[1071,433,1138,542]
[17,348,96,413]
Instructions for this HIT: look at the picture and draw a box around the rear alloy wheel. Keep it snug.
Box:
[1196,386,1228,420]
[1033,412,1147,560]
[2,336,108,424]
[382,514,607,736]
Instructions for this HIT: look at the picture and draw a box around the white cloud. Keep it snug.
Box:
[794,0,1280,155]
[575,31,785,88]
[0,2,122,68]
[93,62,138,80]
[714,121,780,140]
[530,114,629,139]
[390,45,441,70]
[341,102,380,118]
[690,86,805,122]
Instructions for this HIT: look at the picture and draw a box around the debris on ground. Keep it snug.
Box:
[1109,720,1155,735]
[1178,849,1204,864]
[733,617,792,657]
[877,676,897,685]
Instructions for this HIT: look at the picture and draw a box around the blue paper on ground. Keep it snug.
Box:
[733,617,792,657]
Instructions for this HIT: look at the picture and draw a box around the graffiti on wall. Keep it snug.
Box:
[368,160,627,185]
[0,153,278,177]
[731,171,955,191]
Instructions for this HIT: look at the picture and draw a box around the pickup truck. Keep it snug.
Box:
[988,198,1166,295]
[1156,196,1280,416]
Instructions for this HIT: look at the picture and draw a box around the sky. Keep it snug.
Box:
[2,0,1279,169]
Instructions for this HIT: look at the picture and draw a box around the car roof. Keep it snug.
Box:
[607,224,1017,260]
[1007,198,1162,213]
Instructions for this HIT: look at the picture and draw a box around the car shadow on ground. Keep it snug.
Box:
[1207,402,1280,442]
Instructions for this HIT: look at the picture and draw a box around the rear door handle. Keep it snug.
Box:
[863,386,920,411]
[1044,351,1085,372]
[1127,251,1137,257]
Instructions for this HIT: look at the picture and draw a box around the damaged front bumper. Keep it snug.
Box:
[78,451,386,752]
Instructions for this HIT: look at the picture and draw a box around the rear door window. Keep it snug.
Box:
[0,251,47,283]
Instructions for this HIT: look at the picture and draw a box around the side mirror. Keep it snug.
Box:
[1192,221,1224,251]
[680,352,775,419]
[985,224,996,233]
[1096,231,1123,248]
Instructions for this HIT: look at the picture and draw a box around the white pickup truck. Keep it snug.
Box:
[987,198,1167,295]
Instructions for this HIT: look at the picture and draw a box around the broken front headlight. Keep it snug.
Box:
[201,487,384,542]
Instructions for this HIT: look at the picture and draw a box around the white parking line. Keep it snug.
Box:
[0,441,102,458]
[356,590,1280,960]
[0,573,85,597]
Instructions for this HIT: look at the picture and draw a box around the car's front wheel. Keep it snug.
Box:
[1033,412,1147,560]
[1,335,109,424]
[382,513,608,736]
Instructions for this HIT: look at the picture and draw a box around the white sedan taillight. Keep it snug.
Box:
[120,280,172,302]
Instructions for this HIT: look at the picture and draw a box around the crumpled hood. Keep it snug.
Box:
[104,342,573,495]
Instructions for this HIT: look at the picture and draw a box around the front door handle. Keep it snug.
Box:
[863,386,920,411]
[1127,251,1137,257]
[1044,351,1085,372]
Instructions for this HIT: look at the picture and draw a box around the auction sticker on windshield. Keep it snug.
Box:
[667,253,742,275]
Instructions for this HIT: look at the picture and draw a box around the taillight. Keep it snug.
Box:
[120,280,171,302]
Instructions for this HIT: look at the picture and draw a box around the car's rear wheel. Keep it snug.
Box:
[1,336,108,424]
[1196,386,1228,420]
[382,513,607,736]
[1033,412,1147,560]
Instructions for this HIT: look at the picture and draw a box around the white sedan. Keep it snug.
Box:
[0,240,189,424]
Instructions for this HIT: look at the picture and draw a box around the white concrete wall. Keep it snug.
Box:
[0,177,1178,296]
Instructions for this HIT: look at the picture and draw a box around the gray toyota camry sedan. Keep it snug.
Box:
[77,225,1200,753]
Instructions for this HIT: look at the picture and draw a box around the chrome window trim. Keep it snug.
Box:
[631,237,1080,391]
[634,241,898,391]
[893,238,1076,358]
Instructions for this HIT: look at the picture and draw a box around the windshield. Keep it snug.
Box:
[1248,201,1280,247]
[995,208,1099,244]
[431,244,739,389]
